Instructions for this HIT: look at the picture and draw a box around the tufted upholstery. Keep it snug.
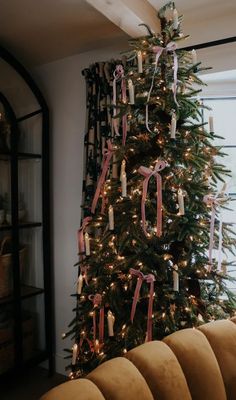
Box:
[198,320,236,400]
[41,320,236,400]
[40,379,105,400]
[126,340,191,400]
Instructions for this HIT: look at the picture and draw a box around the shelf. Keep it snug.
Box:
[0,222,42,231]
[0,285,44,306]
[18,153,42,160]
[0,152,42,160]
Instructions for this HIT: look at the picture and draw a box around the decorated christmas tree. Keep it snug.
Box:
[65,1,236,378]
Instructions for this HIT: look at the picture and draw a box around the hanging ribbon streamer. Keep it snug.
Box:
[146,42,178,132]
[138,161,166,237]
[217,216,223,272]
[91,140,113,213]
[203,187,227,270]
[130,268,155,342]
[77,216,92,261]
[89,294,104,344]
[113,64,127,145]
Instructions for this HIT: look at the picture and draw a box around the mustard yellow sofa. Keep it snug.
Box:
[41,318,236,400]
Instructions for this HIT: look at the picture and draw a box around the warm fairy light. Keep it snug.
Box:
[124,284,128,291]
[162,312,166,318]
[185,307,190,312]
[123,348,127,354]
[80,295,85,300]
[122,324,126,330]
[110,282,115,288]
[93,278,97,282]
[117,255,125,260]
[62,333,66,338]
[89,311,94,317]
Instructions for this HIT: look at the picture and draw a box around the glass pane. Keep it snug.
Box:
[0,58,39,119]
[0,304,15,374]
[18,159,42,223]
[18,113,42,155]
[202,98,236,146]
[0,107,11,153]
[0,159,11,227]
[19,227,44,289]
[21,295,46,362]
[0,233,15,301]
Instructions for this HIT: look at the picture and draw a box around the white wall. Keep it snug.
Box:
[33,44,125,374]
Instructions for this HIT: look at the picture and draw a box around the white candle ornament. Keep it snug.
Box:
[209,115,214,132]
[178,189,185,215]
[173,9,179,30]
[72,343,78,365]
[108,205,114,230]
[112,154,118,179]
[107,310,115,336]
[120,159,126,181]
[173,265,179,292]
[170,112,177,139]
[128,79,135,104]
[137,51,143,73]
[77,274,83,295]
[121,172,127,197]
[85,232,90,256]
[191,49,197,65]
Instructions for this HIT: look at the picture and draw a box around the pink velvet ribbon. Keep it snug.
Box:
[146,42,178,132]
[77,216,92,260]
[113,64,127,143]
[130,268,155,342]
[91,139,113,214]
[89,294,104,343]
[138,161,166,237]
[203,190,226,269]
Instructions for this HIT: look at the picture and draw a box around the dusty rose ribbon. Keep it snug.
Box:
[146,42,178,132]
[79,337,93,353]
[130,268,155,342]
[138,161,166,237]
[91,140,113,213]
[77,216,92,260]
[203,189,226,269]
[89,294,104,343]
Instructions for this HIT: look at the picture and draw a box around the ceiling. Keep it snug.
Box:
[0,0,235,67]
[0,0,129,66]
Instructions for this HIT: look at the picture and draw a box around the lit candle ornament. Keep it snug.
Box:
[108,205,114,230]
[191,49,197,65]
[121,172,127,197]
[173,9,179,30]
[137,51,143,73]
[71,343,78,365]
[77,274,83,295]
[209,115,214,132]
[85,232,90,256]
[120,159,126,181]
[173,265,179,292]
[178,189,185,215]
[107,310,115,337]
[170,112,177,139]
[128,79,135,104]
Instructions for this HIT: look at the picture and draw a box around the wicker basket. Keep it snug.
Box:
[0,236,26,298]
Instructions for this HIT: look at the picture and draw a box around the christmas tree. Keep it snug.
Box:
[65,1,236,378]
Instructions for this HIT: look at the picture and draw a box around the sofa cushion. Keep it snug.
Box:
[163,328,226,400]
[198,320,236,400]
[126,341,191,400]
[40,378,105,400]
[230,316,236,324]
[87,357,154,400]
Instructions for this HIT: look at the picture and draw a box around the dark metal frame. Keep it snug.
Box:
[0,46,54,377]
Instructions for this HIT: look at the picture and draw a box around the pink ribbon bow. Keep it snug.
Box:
[138,161,166,237]
[146,42,178,132]
[91,140,113,214]
[77,216,92,260]
[113,64,127,145]
[89,294,104,344]
[203,191,226,269]
[130,268,156,342]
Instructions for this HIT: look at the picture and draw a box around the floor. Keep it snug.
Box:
[0,366,67,400]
